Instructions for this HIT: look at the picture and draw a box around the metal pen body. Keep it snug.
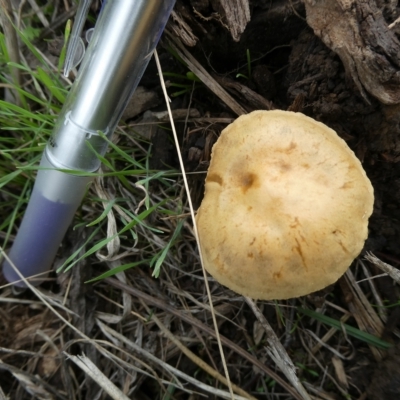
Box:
[3,0,176,286]
[48,0,175,172]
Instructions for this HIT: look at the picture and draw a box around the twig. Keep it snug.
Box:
[0,247,144,399]
[0,359,67,400]
[105,277,305,400]
[345,269,384,335]
[310,313,351,355]
[358,259,387,322]
[0,384,7,400]
[38,5,77,39]
[365,252,400,284]
[96,320,249,400]
[298,331,351,398]
[340,270,385,361]
[140,299,258,400]
[27,0,49,27]
[165,33,247,116]
[65,353,130,400]
[154,49,235,400]
[244,297,311,400]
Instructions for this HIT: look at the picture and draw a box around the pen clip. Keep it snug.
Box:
[63,0,92,77]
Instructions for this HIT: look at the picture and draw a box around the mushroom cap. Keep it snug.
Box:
[196,110,374,300]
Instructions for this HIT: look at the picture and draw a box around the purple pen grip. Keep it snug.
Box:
[2,154,92,287]
[3,190,78,286]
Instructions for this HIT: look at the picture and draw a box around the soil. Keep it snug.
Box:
[169,0,400,255]
[160,0,400,396]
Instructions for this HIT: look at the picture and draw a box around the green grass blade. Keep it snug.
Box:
[86,199,116,227]
[56,226,102,273]
[0,170,22,189]
[85,260,149,283]
[58,19,72,72]
[151,219,184,278]
[36,67,66,103]
[119,200,166,235]
[298,307,392,350]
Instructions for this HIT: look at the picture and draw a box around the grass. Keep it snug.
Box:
[0,18,187,282]
[297,307,392,350]
[0,3,397,400]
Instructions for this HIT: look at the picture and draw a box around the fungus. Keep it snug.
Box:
[196,110,374,300]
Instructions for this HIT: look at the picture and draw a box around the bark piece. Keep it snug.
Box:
[305,0,400,104]
[165,32,247,115]
[213,74,273,111]
[168,10,199,47]
[210,0,251,41]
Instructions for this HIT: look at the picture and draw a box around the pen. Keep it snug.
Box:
[3,0,176,287]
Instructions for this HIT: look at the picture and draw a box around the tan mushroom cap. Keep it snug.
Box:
[196,110,374,300]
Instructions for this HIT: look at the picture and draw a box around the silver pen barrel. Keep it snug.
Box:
[3,0,176,287]
[48,0,175,172]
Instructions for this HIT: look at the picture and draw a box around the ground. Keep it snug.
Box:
[0,0,399,399]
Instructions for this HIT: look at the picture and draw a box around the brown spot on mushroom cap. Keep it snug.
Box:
[196,110,374,300]
[240,172,259,193]
[207,173,223,186]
